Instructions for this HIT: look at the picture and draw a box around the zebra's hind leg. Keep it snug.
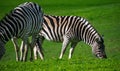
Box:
[20,39,29,62]
[20,41,25,61]
[68,42,78,59]
[12,38,20,61]
[33,46,38,60]
[59,36,70,59]
[23,43,28,61]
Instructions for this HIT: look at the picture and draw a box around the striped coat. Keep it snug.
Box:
[34,15,107,59]
[0,2,43,61]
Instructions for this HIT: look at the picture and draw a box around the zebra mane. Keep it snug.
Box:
[0,10,13,22]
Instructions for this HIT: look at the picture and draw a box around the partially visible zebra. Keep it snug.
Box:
[0,2,43,61]
[34,15,107,59]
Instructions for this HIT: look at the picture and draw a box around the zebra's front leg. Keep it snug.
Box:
[33,37,44,60]
[33,46,44,60]
[68,42,77,59]
[59,37,70,59]
[37,36,45,60]
[35,43,44,60]
[37,46,44,60]
[12,38,20,61]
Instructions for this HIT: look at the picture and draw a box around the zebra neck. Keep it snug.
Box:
[82,32,100,47]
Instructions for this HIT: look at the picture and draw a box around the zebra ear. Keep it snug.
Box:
[102,35,104,39]
[101,35,104,43]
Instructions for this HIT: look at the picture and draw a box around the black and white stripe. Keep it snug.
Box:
[0,2,43,61]
[35,15,107,59]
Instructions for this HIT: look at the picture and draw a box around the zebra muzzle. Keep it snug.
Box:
[96,54,107,59]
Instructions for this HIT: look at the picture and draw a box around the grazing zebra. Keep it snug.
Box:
[34,15,107,59]
[0,2,43,61]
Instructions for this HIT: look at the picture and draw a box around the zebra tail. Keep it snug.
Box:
[0,46,5,59]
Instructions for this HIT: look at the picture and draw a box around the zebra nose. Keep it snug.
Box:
[96,54,107,59]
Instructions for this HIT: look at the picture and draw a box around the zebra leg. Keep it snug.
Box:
[29,35,37,61]
[37,47,44,60]
[33,46,38,60]
[12,38,20,61]
[23,42,28,61]
[59,37,70,59]
[20,36,29,62]
[20,41,25,61]
[33,36,44,60]
[36,38,44,60]
[68,42,78,59]
[33,45,44,60]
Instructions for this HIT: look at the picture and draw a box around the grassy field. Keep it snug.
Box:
[0,0,120,71]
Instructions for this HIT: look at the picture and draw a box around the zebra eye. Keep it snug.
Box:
[98,47,101,49]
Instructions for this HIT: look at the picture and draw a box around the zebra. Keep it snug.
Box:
[34,15,107,59]
[0,2,43,61]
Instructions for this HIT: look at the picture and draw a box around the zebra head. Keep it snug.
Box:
[92,37,107,59]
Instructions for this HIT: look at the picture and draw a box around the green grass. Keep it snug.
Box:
[0,0,120,71]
